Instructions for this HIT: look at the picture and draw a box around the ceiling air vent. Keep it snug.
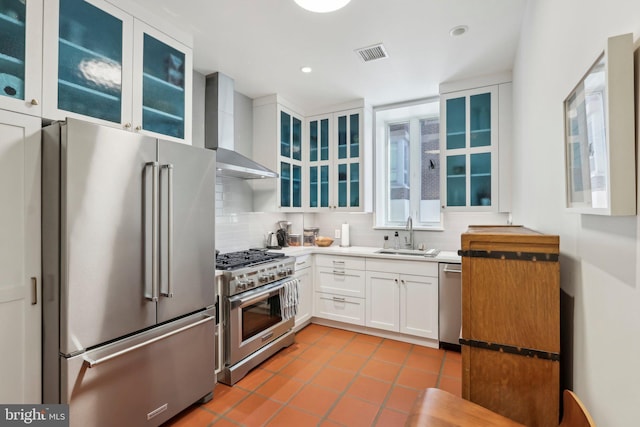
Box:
[355,43,388,62]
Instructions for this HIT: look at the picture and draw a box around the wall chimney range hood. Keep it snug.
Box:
[205,72,278,179]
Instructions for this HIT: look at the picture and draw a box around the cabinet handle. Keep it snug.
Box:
[332,296,346,302]
[332,270,345,275]
[30,99,39,106]
[135,125,142,131]
[401,279,406,285]
[124,122,132,129]
[394,278,399,285]
[31,277,37,305]
[332,260,345,264]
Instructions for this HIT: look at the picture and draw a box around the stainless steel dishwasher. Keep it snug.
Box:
[438,262,462,351]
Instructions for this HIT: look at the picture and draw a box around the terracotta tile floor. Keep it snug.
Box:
[163,324,462,427]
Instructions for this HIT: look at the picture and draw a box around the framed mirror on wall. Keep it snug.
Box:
[563,32,636,216]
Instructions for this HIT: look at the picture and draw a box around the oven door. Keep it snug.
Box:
[227,279,295,366]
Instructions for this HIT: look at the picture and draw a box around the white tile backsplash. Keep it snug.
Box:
[216,206,510,253]
[216,211,291,253]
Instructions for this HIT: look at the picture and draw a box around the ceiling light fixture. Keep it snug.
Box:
[301,66,312,73]
[449,25,468,37]
[294,0,351,13]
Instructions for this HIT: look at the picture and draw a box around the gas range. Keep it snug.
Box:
[216,249,295,297]
[215,248,298,385]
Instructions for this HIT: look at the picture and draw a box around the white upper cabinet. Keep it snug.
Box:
[307,104,372,212]
[0,0,43,116]
[253,97,372,213]
[277,105,304,211]
[439,76,512,212]
[42,0,192,143]
[252,96,305,212]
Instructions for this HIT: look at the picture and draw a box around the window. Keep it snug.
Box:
[374,98,442,229]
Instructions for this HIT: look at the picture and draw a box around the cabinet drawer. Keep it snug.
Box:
[294,254,312,271]
[366,258,438,277]
[314,292,365,326]
[316,266,365,297]
[315,254,365,270]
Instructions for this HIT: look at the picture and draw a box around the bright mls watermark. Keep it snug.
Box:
[0,405,68,426]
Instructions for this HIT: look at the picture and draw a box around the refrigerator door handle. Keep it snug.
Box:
[145,161,160,302]
[82,315,214,368]
[161,164,174,298]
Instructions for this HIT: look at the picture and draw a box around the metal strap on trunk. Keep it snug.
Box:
[457,250,559,262]
[459,338,560,361]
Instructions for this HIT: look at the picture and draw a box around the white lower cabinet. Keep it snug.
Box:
[0,111,41,403]
[308,254,439,340]
[314,293,365,325]
[294,255,312,330]
[366,259,438,340]
[313,255,365,326]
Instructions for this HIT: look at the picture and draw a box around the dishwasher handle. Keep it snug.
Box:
[443,265,462,274]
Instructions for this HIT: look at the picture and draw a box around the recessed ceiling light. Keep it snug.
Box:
[294,0,351,13]
[449,25,468,37]
[301,66,312,73]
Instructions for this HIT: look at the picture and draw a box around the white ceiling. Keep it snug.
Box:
[130,0,527,113]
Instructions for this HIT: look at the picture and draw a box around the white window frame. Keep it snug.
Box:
[374,98,443,230]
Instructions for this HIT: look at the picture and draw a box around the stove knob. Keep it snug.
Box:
[287,268,293,275]
[236,283,246,291]
[269,273,276,280]
[260,275,269,283]
[247,280,256,288]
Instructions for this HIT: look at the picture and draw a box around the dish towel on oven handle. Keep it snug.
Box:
[279,278,299,320]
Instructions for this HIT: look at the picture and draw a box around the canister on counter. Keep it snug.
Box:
[303,227,320,246]
[288,234,302,246]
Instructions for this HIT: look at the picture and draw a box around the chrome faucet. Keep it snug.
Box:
[405,216,414,249]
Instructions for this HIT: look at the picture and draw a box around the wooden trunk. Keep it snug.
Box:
[460,225,560,427]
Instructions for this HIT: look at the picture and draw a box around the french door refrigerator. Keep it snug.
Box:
[42,119,216,426]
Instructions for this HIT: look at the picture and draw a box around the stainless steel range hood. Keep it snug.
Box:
[205,72,277,179]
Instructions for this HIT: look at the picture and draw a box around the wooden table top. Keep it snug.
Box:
[407,388,526,427]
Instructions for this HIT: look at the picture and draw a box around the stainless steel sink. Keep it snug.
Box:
[376,248,440,257]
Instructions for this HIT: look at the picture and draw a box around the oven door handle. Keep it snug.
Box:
[228,281,287,310]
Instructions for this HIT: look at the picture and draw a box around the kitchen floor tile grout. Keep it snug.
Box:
[264,325,374,426]
[163,324,461,426]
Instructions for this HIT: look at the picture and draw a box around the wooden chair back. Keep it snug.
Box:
[559,390,596,427]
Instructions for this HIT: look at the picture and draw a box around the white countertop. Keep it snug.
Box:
[272,245,461,263]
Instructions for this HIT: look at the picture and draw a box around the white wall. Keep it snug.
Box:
[512,1,640,424]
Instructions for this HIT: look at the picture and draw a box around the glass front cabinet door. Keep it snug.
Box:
[133,20,192,142]
[440,86,499,211]
[334,110,362,211]
[279,108,303,210]
[307,114,331,210]
[43,0,132,125]
[0,0,42,115]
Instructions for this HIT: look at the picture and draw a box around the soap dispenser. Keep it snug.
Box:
[394,231,400,249]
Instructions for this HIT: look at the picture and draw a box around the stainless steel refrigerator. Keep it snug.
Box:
[42,119,216,426]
